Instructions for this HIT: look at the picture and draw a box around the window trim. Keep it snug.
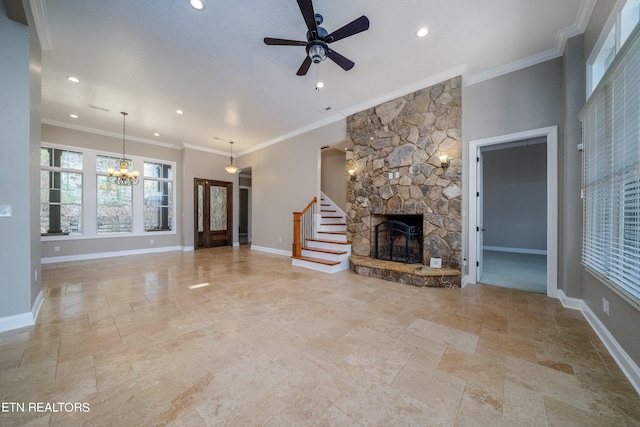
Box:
[587,0,640,96]
[40,141,177,242]
[40,147,84,236]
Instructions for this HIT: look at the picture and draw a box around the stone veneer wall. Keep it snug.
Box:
[346,76,462,269]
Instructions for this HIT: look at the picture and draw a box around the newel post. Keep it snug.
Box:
[292,211,302,258]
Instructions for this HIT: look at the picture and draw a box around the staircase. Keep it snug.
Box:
[291,194,352,273]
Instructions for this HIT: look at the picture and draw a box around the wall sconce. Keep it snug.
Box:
[439,154,450,171]
[348,168,357,180]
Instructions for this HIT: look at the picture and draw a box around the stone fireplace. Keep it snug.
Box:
[346,76,462,287]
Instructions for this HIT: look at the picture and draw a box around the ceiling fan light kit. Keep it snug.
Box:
[264,0,370,76]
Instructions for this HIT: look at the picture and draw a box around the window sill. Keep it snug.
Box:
[41,230,176,242]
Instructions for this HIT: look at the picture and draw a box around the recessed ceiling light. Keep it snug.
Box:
[66,76,80,83]
[70,114,78,119]
[189,0,204,11]
[416,27,429,38]
[154,132,160,137]
[176,110,184,114]
[316,81,324,89]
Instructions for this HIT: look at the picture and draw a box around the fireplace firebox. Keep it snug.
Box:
[372,215,423,264]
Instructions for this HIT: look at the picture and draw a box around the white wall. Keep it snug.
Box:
[0,2,42,325]
[321,148,347,211]
[482,143,547,252]
[239,120,346,253]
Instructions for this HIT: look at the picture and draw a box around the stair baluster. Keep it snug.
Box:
[292,197,317,258]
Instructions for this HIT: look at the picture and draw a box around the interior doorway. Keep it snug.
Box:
[238,167,252,246]
[194,178,233,249]
[239,187,251,245]
[468,126,558,298]
[478,140,548,293]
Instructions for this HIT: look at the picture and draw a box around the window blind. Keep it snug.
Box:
[581,24,640,303]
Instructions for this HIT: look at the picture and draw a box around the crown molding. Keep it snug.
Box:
[42,119,182,150]
[182,143,228,156]
[576,0,598,31]
[236,114,347,157]
[29,0,53,50]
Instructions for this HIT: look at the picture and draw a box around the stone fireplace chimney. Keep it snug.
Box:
[346,76,462,271]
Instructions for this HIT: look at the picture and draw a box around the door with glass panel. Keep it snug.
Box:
[194,179,233,248]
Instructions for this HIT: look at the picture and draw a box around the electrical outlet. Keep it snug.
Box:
[388,172,393,179]
[602,297,609,316]
[278,237,282,243]
[395,171,400,178]
[54,246,60,252]
[150,239,154,245]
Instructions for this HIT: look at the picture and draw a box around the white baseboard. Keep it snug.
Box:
[0,290,44,333]
[580,301,640,395]
[41,246,184,264]
[182,246,195,252]
[483,246,547,256]
[461,275,472,288]
[32,290,44,323]
[556,289,583,310]
[250,245,291,257]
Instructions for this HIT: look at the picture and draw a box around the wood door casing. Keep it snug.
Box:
[194,178,233,249]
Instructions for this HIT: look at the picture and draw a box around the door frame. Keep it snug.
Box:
[467,126,558,297]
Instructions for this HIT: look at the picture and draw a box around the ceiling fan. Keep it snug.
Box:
[264,0,370,76]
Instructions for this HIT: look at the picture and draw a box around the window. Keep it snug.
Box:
[581,20,640,303]
[97,155,133,233]
[589,0,640,93]
[40,144,176,240]
[40,147,83,235]
[143,161,173,231]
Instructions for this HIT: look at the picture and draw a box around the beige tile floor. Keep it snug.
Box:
[1,247,639,426]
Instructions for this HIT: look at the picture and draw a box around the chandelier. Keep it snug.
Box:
[225,141,238,174]
[107,112,139,185]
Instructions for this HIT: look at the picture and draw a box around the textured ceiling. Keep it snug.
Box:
[38,0,593,156]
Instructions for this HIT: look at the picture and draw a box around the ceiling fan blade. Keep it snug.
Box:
[297,0,318,35]
[296,56,313,76]
[326,15,370,43]
[264,37,307,46]
[326,48,355,71]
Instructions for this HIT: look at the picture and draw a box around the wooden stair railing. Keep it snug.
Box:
[292,197,317,258]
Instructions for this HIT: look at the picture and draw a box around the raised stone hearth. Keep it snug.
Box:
[349,255,461,288]
[346,76,462,285]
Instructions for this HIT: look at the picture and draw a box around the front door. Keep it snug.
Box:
[194,178,233,248]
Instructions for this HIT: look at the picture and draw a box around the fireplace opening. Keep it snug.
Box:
[372,215,423,264]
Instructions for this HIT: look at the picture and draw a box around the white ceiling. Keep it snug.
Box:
[37,0,594,157]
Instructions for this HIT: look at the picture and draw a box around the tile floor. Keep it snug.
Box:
[1,247,639,426]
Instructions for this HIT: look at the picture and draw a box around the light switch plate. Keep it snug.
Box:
[0,205,12,217]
